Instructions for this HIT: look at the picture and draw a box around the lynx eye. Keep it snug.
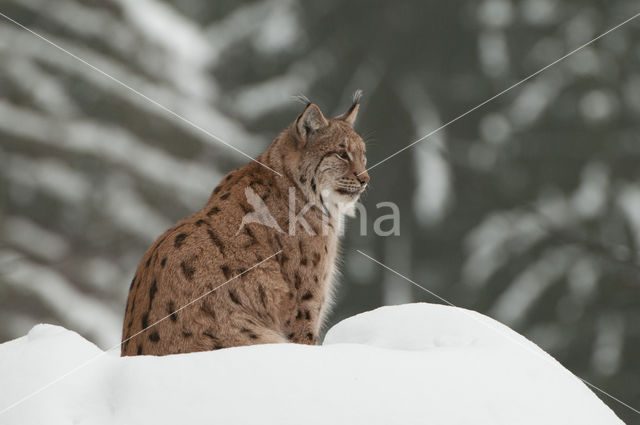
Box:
[337,151,350,161]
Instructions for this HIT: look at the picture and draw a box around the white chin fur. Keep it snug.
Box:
[322,189,359,218]
[342,200,357,217]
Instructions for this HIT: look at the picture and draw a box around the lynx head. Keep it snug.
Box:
[287,90,369,215]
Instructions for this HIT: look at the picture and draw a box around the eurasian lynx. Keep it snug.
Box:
[121,92,369,356]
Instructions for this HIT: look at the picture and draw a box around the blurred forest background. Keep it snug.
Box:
[1,0,639,421]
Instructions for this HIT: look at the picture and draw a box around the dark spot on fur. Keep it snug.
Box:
[137,345,142,355]
[148,280,158,309]
[228,290,242,305]
[203,332,217,340]
[213,186,222,194]
[239,203,251,214]
[240,327,258,339]
[220,192,230,200]
[307,332,313,340]
[311,179,316,193]
[207,206,220,216]
[304,310,311,320]
[285,320,291,326]
[245,226,256,240]
[129,277,135,290]
[287,332,295,340]
[294,273,302,290]
[145,256,151,268]
[296,310,302,320]
[141,312,149,329]
[207,229,225,252]
[213,345,224,350]
[258,285,268,308]
[174,233,188,248]
[220,265,231,279]
[312,252,321,266]
[149,331,160,342]
[278,253,289,267]
[161,257,167,267]
[195,219,207,227]
[127,320,133,330]
[226,173,234,181]
[302,291,313,300]
[300,257,308,266]
[201,302,216,319]
[299,175,307,184]
[181,260,196,280]
[168,300,177,322]
[313,275,319,283]
[157,234,168,246]
[129,293,137,314]
[182,330,192,337]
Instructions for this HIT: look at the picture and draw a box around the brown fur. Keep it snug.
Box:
[121,95,369,356]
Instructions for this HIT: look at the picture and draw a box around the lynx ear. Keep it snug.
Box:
[296,103,329,140]
[337,89,362,126]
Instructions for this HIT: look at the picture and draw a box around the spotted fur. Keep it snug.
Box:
[121,92,369,356]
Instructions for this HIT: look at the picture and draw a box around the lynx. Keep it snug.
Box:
[121,92,369,356]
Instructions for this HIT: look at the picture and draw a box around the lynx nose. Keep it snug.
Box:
[355,171,369,187]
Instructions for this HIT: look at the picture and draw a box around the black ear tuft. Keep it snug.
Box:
[352,89,363,107]
[337,89,363,126]
[293,94,312,107]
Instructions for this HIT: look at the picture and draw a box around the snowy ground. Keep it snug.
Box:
[0,303,622,424]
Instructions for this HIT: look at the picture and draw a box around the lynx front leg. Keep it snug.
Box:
[222,323,288,348]
[284,302,322,345]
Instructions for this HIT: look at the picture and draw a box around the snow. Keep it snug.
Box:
[489,246,575,326]
[0,101,223,208]
[113,0,213,96]
[398,79,452,225]
[1,258,122,347]
[4,216,71,262]
[618,185,640,261]
[0,303,622,425]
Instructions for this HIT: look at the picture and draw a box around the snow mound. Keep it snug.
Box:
[325,302,537,350]
[0,303,622,425]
